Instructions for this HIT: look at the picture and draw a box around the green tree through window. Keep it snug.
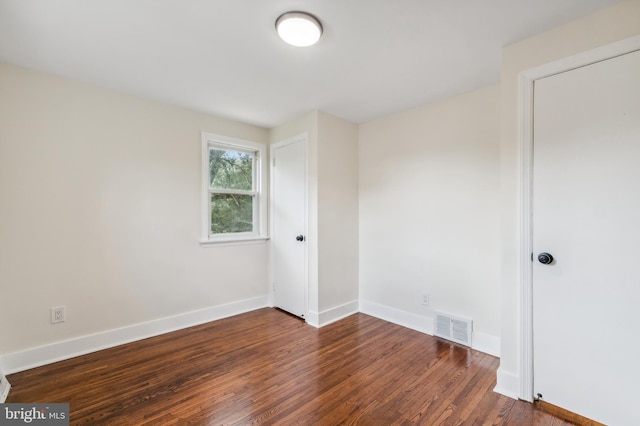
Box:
[208,148,255,234]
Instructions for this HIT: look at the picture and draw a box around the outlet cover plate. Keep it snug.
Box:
[51,306,65,324]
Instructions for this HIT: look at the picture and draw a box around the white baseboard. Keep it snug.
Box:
[359,299,500,357]
[494,367,519,400]
[472,331,501,357]
[305,310,320,327]
[0,297,501,376]
[307,300,359,328]
[0,296,268,374]
[0,374,10,403]
[359,299,433,335]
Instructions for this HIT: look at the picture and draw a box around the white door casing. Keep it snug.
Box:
[270,135,308,318]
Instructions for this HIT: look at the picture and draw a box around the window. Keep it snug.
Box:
[201,133,267,245]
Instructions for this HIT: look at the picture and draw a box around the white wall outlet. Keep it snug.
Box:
[421,294,430,306]
[51,306,65,324]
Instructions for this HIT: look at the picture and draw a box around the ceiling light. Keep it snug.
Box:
[275,12,323,47]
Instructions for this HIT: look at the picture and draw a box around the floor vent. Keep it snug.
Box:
[434,311,472,347]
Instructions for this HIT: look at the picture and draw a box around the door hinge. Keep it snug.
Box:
[272,157,276,167]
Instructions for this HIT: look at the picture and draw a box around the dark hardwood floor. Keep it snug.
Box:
[7,308,573,425]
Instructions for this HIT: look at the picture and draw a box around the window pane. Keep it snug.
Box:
[210,194,254,234]
[209,148,254,190]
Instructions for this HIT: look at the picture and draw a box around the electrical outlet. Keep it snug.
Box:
[51,306,65,324]
[421,294,430,306]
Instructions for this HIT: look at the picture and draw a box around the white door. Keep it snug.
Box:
[532,49,640,425]
[271,137,307,318]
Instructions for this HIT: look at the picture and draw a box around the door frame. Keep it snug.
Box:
[517,35,640,401]
[269,133,309,317]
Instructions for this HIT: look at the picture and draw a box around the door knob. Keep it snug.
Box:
[296,235,305,242]
[538,252,554,264]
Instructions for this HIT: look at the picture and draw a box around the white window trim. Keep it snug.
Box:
[200,132,268,246]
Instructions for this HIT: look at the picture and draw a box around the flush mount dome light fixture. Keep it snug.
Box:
[275,12,323,47]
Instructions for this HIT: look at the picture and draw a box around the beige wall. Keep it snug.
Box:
[4,0,635,379]
[497,0,640,396]
[270,111,359,323]
[317,112,359,313]
[0,63,269,357]
[359,85,501,351]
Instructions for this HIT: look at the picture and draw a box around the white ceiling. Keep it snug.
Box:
[0,0,623,128]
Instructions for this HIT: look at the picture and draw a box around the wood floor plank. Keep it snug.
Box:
[7,308,574,425]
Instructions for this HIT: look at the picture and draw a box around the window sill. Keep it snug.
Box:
[199,236,269,248]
